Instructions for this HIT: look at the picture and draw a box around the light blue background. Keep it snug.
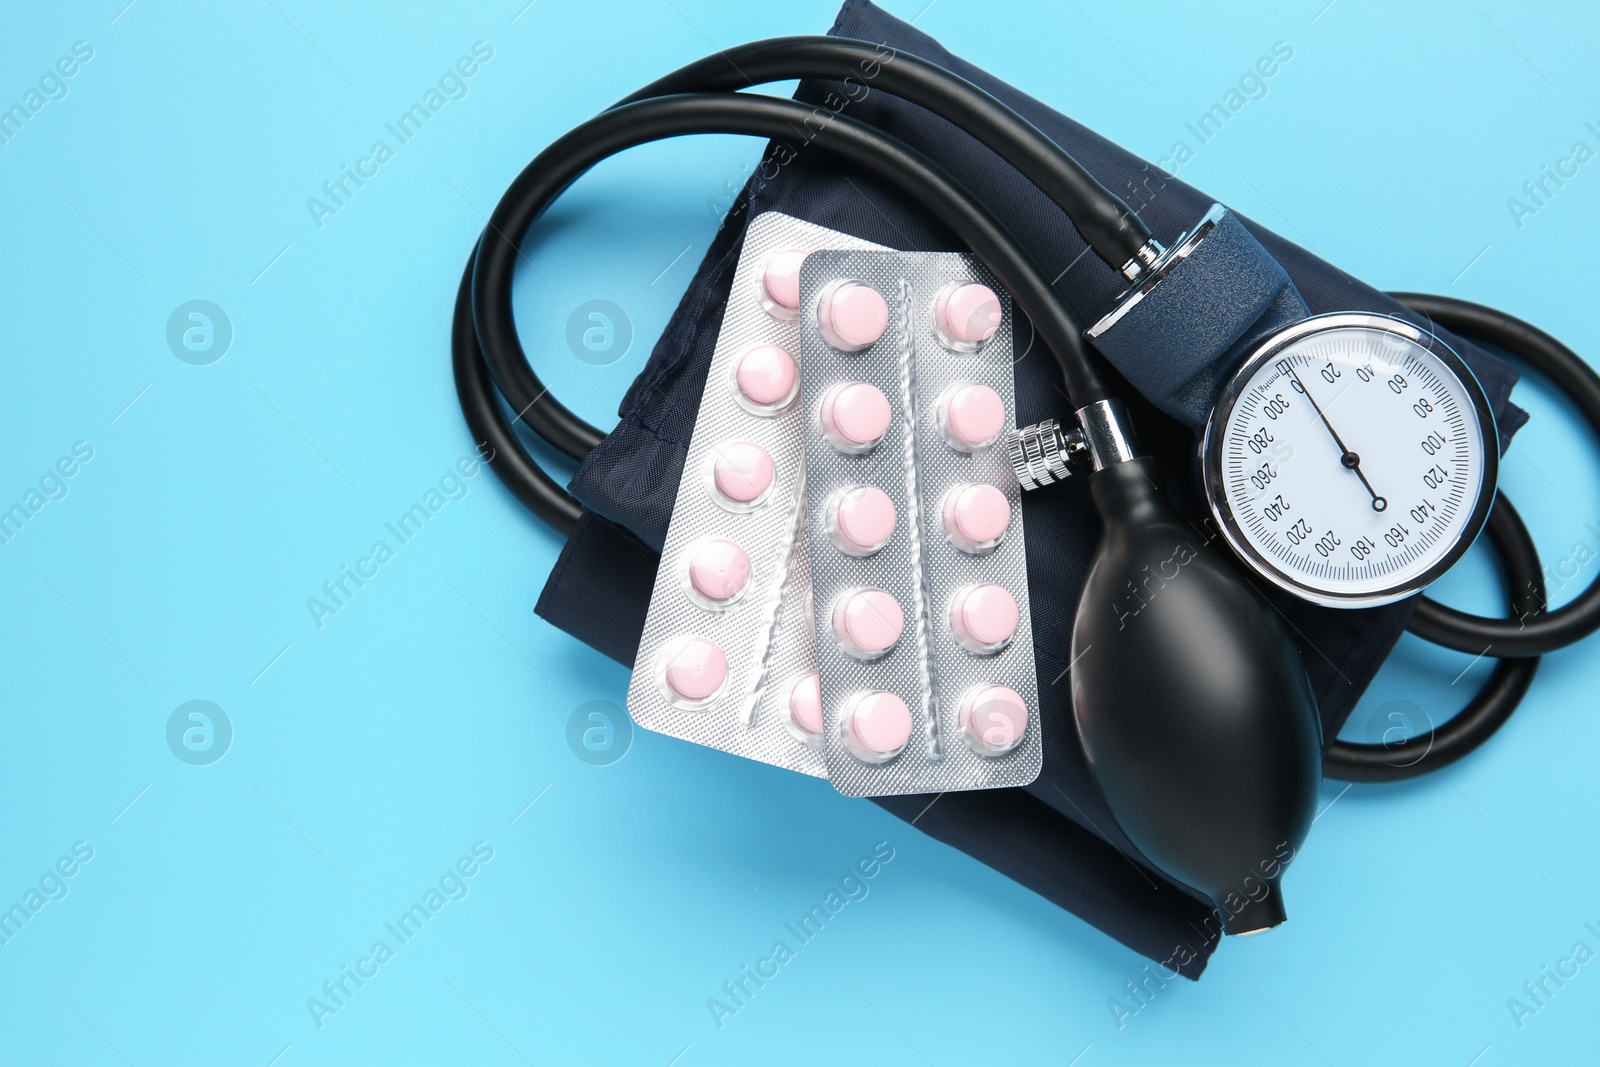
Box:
[3,0,1599,1063]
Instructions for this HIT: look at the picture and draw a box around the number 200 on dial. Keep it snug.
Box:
[1202,313,1498,608]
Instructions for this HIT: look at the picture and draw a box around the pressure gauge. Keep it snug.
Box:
[1202,313,1498,608]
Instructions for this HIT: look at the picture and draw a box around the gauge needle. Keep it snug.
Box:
[1286,365,1388,513]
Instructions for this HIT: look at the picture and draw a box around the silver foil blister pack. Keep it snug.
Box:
[626,213,886,775]
[798,249,1043,796]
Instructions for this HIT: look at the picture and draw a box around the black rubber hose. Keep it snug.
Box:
[464,91,1112,520]
[467,41,1140,473]
[452,249,583,534]
[1324,492,1543,782]
[1390,293,1600,656]
[618,36,1154,271]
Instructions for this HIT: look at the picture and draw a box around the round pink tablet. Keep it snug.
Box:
[820,382,892,453]
[845,690,913,763]
[686,538,750,604]
[735,345,798,409]
[819,281,889,351]
[950,584,1020,654]
[936,282,1003,346]
[711,441,774,506]
[761,249,807,317]
[662,636,728,704]
[786,673,824,742]
[943,482,1012,553]
[832,588,905,660]
[828,485,897,557]
[961,685,1028,756]
[939,382,1006,452]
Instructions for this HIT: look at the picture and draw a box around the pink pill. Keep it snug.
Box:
[950,584,1020,654]
[761,249,808,318]
[943,482,1012,554]
[845,690,914,763]
[935,282,1003,346]
[819,281,889,351]
[711,441,774,506]
[786,673,824,743]
[827,485,897,557]
[938,382,1006,452]
[735,344,798,410]
[832,588,905,660]
[820,381,892,453]
[686,538,751,604]
[661,636,728,704]
[960,685,1028,756]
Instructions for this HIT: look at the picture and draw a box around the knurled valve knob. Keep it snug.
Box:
[1008,418,1084,491]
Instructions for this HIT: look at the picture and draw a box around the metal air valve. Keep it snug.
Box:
[1008,417,1086,490]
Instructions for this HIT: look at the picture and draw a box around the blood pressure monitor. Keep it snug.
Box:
[455,30,1600,926]
[1201,313,1498,608]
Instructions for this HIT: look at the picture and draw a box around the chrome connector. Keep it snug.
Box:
[1091,204,1226,340]
[1008,418,1087,491]
[1076,399,1141,470]
[1010,400,1142,490]
[1119,237,1167,281]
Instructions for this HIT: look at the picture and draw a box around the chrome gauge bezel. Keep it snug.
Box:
[1201,312,1500,609]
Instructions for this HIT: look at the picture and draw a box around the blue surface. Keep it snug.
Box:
[3,0,1599,1062]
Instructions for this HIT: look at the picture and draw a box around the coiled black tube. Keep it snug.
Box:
[1324,493,1543,782]
[1388,293,1600,657]
[618,36,1154,268]
[458,92,1113,530]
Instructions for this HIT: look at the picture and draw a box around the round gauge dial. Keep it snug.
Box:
[1202,313,1498,608]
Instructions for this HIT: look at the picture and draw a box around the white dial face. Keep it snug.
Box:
[1208,319,1493,606]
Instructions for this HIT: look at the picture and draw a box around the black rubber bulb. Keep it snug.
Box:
[1071,457,1323,934]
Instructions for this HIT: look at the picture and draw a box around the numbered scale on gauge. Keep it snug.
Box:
[1202,313,1499,608]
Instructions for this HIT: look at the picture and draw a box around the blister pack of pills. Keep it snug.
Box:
[625,213,887,776]
[797,250,1043,796]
